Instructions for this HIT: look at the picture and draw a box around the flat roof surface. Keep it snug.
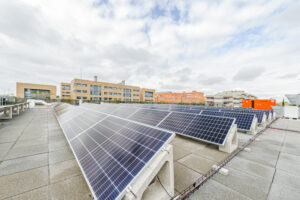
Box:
[0,107,300,200]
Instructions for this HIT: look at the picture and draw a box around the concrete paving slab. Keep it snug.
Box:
[171,136,206,153]
[193,145,228,162]
[213,167,272,200]
[268,183,300,200]
[226,156,275,180]
[174,162,201,192]
[188,179,252,200]
[5,144,48,160]
[10,186,49,200]
[49,159,81,184]
[273,169,300,190]
[14,136,48,149]
[173,144,191,161]
[237,143,279,167]
[49,148,74,165]
[0,142,13,161]
[178,154,217,174]
[0,166,48,200]
[276,152,300,176]
[48,139,68,152]
[49,175,92,200]
[0,153,48,176]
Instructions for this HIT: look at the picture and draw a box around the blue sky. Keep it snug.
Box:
[0,0,300,101]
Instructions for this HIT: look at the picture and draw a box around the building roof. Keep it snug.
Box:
[1,106,299,200]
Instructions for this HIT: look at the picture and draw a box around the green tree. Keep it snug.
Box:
[282,98,285,106]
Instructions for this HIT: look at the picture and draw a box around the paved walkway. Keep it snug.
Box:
[0,107,92,200]
[189,119,300,200]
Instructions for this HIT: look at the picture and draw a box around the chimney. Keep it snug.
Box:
[94,76,98,82]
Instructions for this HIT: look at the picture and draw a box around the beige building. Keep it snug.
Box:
[206,90,256,107]
[16,82,57,100]
[61,78,155,102]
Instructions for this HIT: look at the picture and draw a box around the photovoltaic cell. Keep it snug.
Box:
[55,105,173,200]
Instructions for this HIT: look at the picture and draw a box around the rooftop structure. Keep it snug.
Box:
[206,90,257,107]
[1,104,299,200]
[61,78,155,102]
[16,82,57,100]
[285,94,300,105]
[155,91,205,104]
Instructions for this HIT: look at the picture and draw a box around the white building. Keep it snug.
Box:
[206,90,257,107]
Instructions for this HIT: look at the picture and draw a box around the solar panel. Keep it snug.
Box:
[200,110,224,116]
[182,115,235,145]
[221,109,265,124]
[169,108,201,114]
[223,112,255,131]
[158,112,196,133]
[200,110,256,131]
[128,108,170,126]
[81,103,237,147]
[55,105,174,200]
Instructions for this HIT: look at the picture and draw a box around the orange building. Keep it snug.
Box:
[155,91,205,104]
[242,99,276,110]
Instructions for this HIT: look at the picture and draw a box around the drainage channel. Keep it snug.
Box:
[173,118,278,200]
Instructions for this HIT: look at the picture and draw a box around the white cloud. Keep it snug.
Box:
[0,0,299,98]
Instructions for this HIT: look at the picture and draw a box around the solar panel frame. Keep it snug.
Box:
[54,104,175,200]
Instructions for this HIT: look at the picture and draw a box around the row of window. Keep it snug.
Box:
[74,83,88,87]
[104,92,121,96]
[75,97,140,101]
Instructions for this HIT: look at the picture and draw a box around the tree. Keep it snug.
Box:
[282,98,285,106]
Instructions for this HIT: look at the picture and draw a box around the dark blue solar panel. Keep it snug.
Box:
[56,106,173,200]
[223,112,255,131]
[201,110,224,116]
[128,109,170,126]
[169,108,201,114]
[221,109,265,124]
[111,106,140,118]
[182,115,235,145]
[158,112,196,133]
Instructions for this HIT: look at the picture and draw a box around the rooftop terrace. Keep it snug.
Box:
[0,106,300,200]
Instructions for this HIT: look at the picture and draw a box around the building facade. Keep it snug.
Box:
[16,82,57,100]
[155,91,205,104]
[206,90,256,107]
[60,78,155,102]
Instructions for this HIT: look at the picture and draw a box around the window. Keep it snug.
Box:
[124,98,131,102]
[74,83,87,87]
[145,91,153,98]
[77,96,87,100]
[62,85,70,88]
[74,90,87,93]
[91,97,101,101]
[24,88,50,100]
[104,86,117,90]
[90,85,101,95]
[133,94,139,97]
[123,88,131,97]
[133,89,140,92]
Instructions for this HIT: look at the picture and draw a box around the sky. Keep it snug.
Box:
[0,0,300,101]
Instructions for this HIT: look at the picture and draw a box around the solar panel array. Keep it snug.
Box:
[54,104,174,200]
[81,103,236,146]
[115,103,269,124]
[200,110,256,131]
